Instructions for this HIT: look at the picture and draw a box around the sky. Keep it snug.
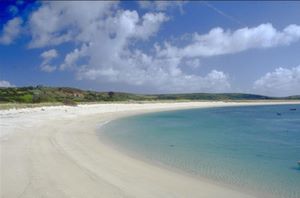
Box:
[0,1,300,97]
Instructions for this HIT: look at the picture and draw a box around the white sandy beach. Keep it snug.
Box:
[1,101,299,198]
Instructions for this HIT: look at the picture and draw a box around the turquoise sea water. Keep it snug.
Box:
[100,104,300,198]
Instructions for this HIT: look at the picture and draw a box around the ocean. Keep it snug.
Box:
[100,104,300,198]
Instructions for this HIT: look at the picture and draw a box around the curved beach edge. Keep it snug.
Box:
[1,101,299,198]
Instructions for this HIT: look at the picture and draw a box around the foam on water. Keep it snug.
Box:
[100,104,300,198]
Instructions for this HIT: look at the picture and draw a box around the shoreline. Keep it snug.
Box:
[96,102,300,198]
[1,101,299,197]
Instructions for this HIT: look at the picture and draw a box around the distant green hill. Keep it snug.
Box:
[0,86,299,104]
[0,86,152,104]
[152,93,274,100]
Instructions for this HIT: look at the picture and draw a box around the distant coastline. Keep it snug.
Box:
[1,86,299,110]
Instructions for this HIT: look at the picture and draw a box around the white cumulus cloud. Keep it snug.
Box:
[41,49,58,59]
[0,80,15,87]
[40,49,58,72]
[25,2,300,93]
[27,1,231,92]
[253,65,300,96]
[0,17,23,45]
[28,1,117,48]
[157,23,300,58]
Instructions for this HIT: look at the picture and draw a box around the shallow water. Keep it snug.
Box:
[100,104,300,198]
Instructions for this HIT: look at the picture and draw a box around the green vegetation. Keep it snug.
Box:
[0,86,153,104]
[0,86,299,105]
[152,93,274,100]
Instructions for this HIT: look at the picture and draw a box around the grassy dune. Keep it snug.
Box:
[0,86,299,107]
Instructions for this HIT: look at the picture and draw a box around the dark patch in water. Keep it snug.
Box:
[290,166,300,172]
[255,154,264,158]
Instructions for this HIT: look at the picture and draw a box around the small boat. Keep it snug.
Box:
[276,112,281,116]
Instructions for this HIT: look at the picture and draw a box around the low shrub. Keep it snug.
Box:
[63,99,77,106]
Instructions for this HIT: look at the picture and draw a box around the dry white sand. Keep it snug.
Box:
[1,101,299,198]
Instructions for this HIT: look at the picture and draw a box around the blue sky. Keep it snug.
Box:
[0,1,300,96]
